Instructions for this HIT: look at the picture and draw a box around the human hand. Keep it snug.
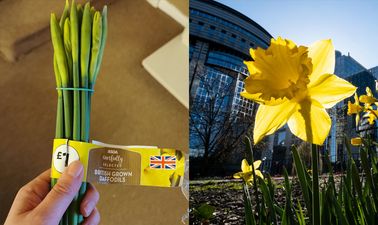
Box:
[4,161,100,225]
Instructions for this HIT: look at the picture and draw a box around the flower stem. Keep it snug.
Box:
[312,144,320,225]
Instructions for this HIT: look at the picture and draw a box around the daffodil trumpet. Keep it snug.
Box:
[50,1,107,224]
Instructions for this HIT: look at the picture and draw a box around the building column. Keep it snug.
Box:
[189,40,209,102]
[261,134,274,172]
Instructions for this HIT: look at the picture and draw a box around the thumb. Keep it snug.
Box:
[34,161,83,223]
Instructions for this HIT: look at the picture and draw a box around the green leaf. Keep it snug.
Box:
[194,203,215,220]
[292,146,312,217]
[243,184,256,225]
[258,176,277,224]
[311,144,320,225]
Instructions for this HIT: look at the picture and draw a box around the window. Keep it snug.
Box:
[206,50,247,73]
[221,29,226,34]
[277,131,286,146]
[249,43,255,47]
[241,38,246,43]
[198,21,204,26]
[231,34,237,38]
[210,25,216,30]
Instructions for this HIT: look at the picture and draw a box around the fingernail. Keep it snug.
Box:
[83,204,91,217]
[67,161,83,178]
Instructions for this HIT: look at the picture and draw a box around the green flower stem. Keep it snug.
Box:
[66,2,81,224]
[78,183,87,223]
[59,0,69,29]
[91,6,107,88]
[52,28,65,225]
[55,94,64,139]
[71,0,81,142]
[53,55,64,139]
[245,137,260,214]
[312,144,320,225]
[80,3,91,142]
[51,13,72,140]
[243,183,255,225]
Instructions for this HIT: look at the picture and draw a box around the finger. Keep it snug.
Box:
[9,169,51,214]
[80,183,100,217]
[82,207,100,225]
[34,161,83,223]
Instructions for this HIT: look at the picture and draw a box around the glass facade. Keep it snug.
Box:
[368,66,378,79]
[206,50,248,74]
[195,68,234,108]
[189,0,272,157]
[190,8,269,48]
[335,51,366,78]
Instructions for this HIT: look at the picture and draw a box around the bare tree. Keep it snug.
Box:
[190,69,254,175]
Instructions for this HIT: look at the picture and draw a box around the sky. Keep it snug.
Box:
[216,0,378,69]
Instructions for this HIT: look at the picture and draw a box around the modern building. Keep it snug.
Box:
[368,66,378,79]
[335,50,366,78]
[189,0,272,158]
[189,0,378,175]
[328,70,377,162]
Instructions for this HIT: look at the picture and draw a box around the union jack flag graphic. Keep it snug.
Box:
[150,156,176,169]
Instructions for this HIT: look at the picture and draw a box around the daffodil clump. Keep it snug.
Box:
[50,1,107,224]
[348,87,378,147]
[231,37,378,225]
[234,134,378,225]
[241,37,356,145]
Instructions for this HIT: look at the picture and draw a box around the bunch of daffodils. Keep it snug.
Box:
[50,1,107,224]
[348,86,378,146]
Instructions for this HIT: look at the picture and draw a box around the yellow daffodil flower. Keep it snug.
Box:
[351,137,362,146]
[233,159,263,185]
[365,110,378,125]
[347,93,362,126]
[241,37,356,145]
[359,87,377,109]
[347,93,362,115]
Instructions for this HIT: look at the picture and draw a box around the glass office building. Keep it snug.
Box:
[335,50,366,78]
[189,0,272,158]
[368,66,378,79]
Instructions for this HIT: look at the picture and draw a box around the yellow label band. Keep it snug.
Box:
[51,139,94,182]
[51,139,186,187]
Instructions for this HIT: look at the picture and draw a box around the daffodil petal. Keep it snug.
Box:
[233,172,242,179]
[360,95,378,104]
[240,91,286,106]
[308,40,335,85]
[254,100,297,144]
[253,160,262,169]
[287,100,331,145]
[308,74,356,108]
[356,114,360,127]
[351,137,362,146]
[367,111,377,124]
[366,87,373,96]
[255,170,264,179]
[241,159,250,172]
